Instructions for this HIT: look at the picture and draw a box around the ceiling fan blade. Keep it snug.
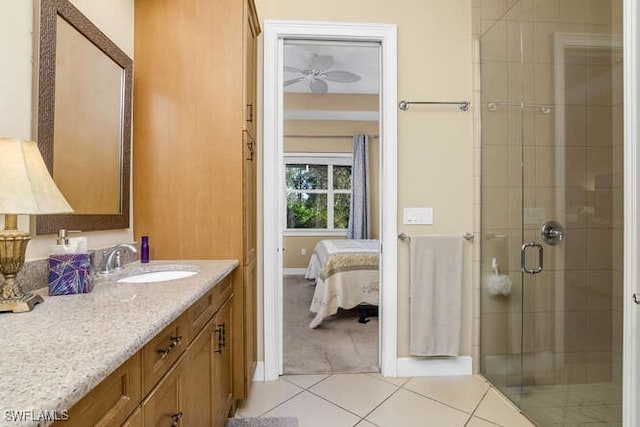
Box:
[284,66,302,73]
[309,78,328,95]
[308,54,334,72]
[323,70,362,83]
[284,77,305,87]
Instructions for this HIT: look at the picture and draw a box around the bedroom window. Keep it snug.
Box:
[285,154,352,232]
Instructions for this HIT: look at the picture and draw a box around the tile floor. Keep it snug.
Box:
[234,373,535,427]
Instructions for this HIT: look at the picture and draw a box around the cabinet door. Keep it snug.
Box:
[243,131,257,262]
[243,0,259,139]
[212,298,234,426]
[183,320,216,426]
[183,296,234,427]
[142,356,185,427]
[122,407,142,427]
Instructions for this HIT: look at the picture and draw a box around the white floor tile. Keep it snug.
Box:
[355,420,378,427]
[366,372,411,387]
[366,389,470,427]
[263,391,361,427]
[467,416,500,426]
[404,375,489,413]
[282,374,329,389]
[236,379,302,417]
[309,373,398,417]
[474,389,535,427]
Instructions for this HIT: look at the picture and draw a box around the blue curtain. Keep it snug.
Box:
[348,134,370,239]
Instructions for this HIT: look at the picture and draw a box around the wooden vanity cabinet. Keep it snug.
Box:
[55,275,235,427]
[134,0,261,402]
[54,352,142,427]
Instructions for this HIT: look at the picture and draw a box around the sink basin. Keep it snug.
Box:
[117,270,198,284]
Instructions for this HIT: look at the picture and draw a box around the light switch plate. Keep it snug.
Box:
[404,207,433,225]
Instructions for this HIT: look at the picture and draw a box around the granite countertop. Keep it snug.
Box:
[0,259,238,427]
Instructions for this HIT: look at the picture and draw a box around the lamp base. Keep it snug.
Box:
[0,292,44,313]
[0,214,39,313]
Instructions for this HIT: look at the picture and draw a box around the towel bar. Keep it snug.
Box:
[398,100,471,112]
[398,232,474,241]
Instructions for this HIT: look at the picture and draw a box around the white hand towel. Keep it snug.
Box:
[409,235,464,356]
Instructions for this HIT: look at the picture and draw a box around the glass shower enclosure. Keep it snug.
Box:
[479,0,623,424]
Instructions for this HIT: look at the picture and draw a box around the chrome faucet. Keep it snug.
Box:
[100,243,138,274]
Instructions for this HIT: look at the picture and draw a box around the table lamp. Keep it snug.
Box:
[0,137,73,313]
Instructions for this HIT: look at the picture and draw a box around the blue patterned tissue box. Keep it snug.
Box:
[48,253,94,296]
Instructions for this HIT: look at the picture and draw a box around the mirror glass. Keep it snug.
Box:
[36,0,132,234]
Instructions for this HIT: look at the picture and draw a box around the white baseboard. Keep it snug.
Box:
[283,268,307,276]
[397,356,473,377]
[253,361,265,381]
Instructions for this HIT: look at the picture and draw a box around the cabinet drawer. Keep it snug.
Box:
[53,352,141,427]
[187,276,232,339]
[142,317,188,395]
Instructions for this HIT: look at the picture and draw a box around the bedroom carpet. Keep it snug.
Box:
[283,275,378,374]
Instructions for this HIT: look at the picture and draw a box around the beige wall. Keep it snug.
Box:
[0,0,134,260]
[283,235,347,269]
[255,0,475,359]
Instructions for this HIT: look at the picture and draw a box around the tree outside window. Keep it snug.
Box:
[285,155,352,231]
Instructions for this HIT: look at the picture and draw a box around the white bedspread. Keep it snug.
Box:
[305,239,379,328]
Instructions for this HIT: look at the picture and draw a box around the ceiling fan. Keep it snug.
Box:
[284,53,361,95]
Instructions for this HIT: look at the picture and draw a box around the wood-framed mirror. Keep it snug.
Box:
[35,0,132,234]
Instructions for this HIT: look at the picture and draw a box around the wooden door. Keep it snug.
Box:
[184,320,215,426]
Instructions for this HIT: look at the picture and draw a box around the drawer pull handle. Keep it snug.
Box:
[247,103,253,122]
[246,140,254,161]
[214,323,226,353]
[157,336,182,355]
[170,411,183,426]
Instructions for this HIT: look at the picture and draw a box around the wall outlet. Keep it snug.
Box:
[301,248,306,256]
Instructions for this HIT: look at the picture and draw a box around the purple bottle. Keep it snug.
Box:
[140,236,150,263]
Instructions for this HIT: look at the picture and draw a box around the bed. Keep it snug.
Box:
[304,239,380,328]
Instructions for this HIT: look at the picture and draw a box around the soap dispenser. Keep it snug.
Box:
[48,230,94,296]
[50,229,77,254]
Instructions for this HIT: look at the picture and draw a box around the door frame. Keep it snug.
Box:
[262,20,398,380]
[623,0,639,424]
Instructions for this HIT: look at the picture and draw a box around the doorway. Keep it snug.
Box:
[262,21,398,381]
[281,40,381,374]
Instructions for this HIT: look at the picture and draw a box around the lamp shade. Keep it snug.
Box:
[0,137,73,214]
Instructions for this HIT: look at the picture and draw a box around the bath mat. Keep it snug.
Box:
[226,417,298,427]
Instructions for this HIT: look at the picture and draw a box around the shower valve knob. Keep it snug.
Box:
[541,221,564,246]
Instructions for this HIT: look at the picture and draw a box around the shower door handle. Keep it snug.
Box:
[521,242,543,275]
